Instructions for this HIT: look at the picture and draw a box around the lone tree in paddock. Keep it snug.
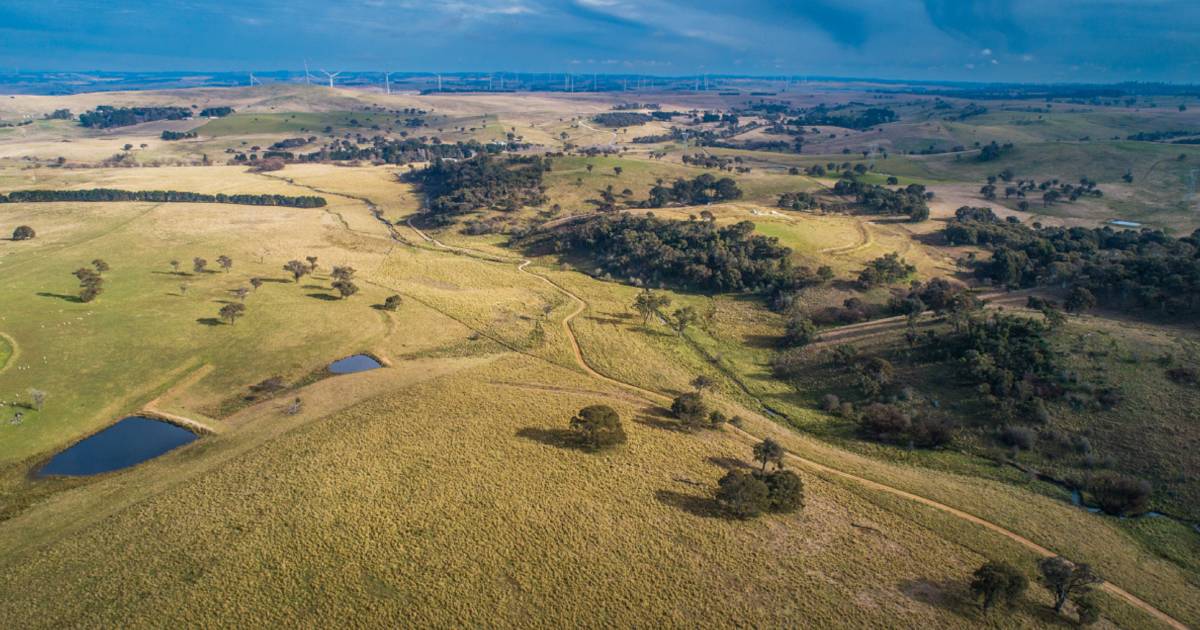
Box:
[382,294,403,311]
[217,255,233,273]
[715,471,770,519]
[11,225,35,240]
[752,438,785,473]
[27,388,47,411]
[73,267,104,303]
[193,257,208,274]
[233,287,250,302]
[569,404,627,451]
[306,256,319,272]
[1038,556,1102,615]
[169,259,181,273]
[250,277,263,291]
[690,374,716,393]
[332,279,359,299]
[671,392,710,430]
[632,289,671,326]
[219,302,246,325]
[613,165,623,177]
[284,260,309,283]
[970,561,1028,612]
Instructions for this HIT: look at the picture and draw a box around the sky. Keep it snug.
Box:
[0,0,1198,83]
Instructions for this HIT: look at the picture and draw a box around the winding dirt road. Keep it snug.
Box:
[300,183,1189,630]
[402,210,1187,629]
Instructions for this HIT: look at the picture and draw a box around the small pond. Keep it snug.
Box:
[329,354,382,374]
[38,416,198,477]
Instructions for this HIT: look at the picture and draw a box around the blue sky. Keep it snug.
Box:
[1,0,1197,82]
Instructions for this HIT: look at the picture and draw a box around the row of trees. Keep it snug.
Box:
[539,214,793,293]
[160,130,197,141]
[0,189,327,208]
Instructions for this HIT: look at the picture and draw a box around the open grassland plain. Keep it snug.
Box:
[1,84,1199,628]
[0,355,1167,629]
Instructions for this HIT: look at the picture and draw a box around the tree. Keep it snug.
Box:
[306,256,319,272]
[970,561,1028,611]
[632,289,671,325]
[1064,287,1096,314]
[715,471,770,519]
[569,404,627,450]
[169,259,181,273]
[586,163,594,173]
[613,166,623,177]
[331,265,356,282]
[193,257,208,274]
[73,267,103,302]
[233,287,249,302]
[219,302,246,325]
[672,306,699,335]
[691,374,716,392]
[671,392,710,430]
[1086,472,1151,516]
[92,259,109,273]
[762,469,804,513]
[752,438,785,472]
[250,277,263,291]
[28,388,47,411]
[217,255,233,273]
[1038,556,1102,614]
[11,225,35,240]
[782,315,818,348]
[332,280,359,299]
[284,260,309,282]
[383,294,403,311]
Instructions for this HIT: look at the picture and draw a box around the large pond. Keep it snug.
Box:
[38,416,198,477]
[329,354,382,374]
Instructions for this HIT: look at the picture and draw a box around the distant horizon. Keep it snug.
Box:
[1,2,1197,84]
[3,69,1200,91]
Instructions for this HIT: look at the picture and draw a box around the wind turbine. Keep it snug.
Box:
[248,72,261,86]
[303,60,312,85]
[384,72,396,95]
[320,69,341,88]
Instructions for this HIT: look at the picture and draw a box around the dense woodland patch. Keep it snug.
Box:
[402,155,549,219]
[78,106,192,128]
[945,207,1200,315]
[535,213,792,292]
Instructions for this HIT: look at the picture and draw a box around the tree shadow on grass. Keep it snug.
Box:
[515,427,589,451]
[36,292,82,303]
[151,271,192,277]
[898,579,1000,623]
[654,490,727,519]
[302,283,327,290]
[306,293,339,301]
[257,277,291,284]
[634,414,686,433]
[196,317,224,326]
[707,456,751,471]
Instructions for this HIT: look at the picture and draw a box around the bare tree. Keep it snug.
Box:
[28,388,46,411]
